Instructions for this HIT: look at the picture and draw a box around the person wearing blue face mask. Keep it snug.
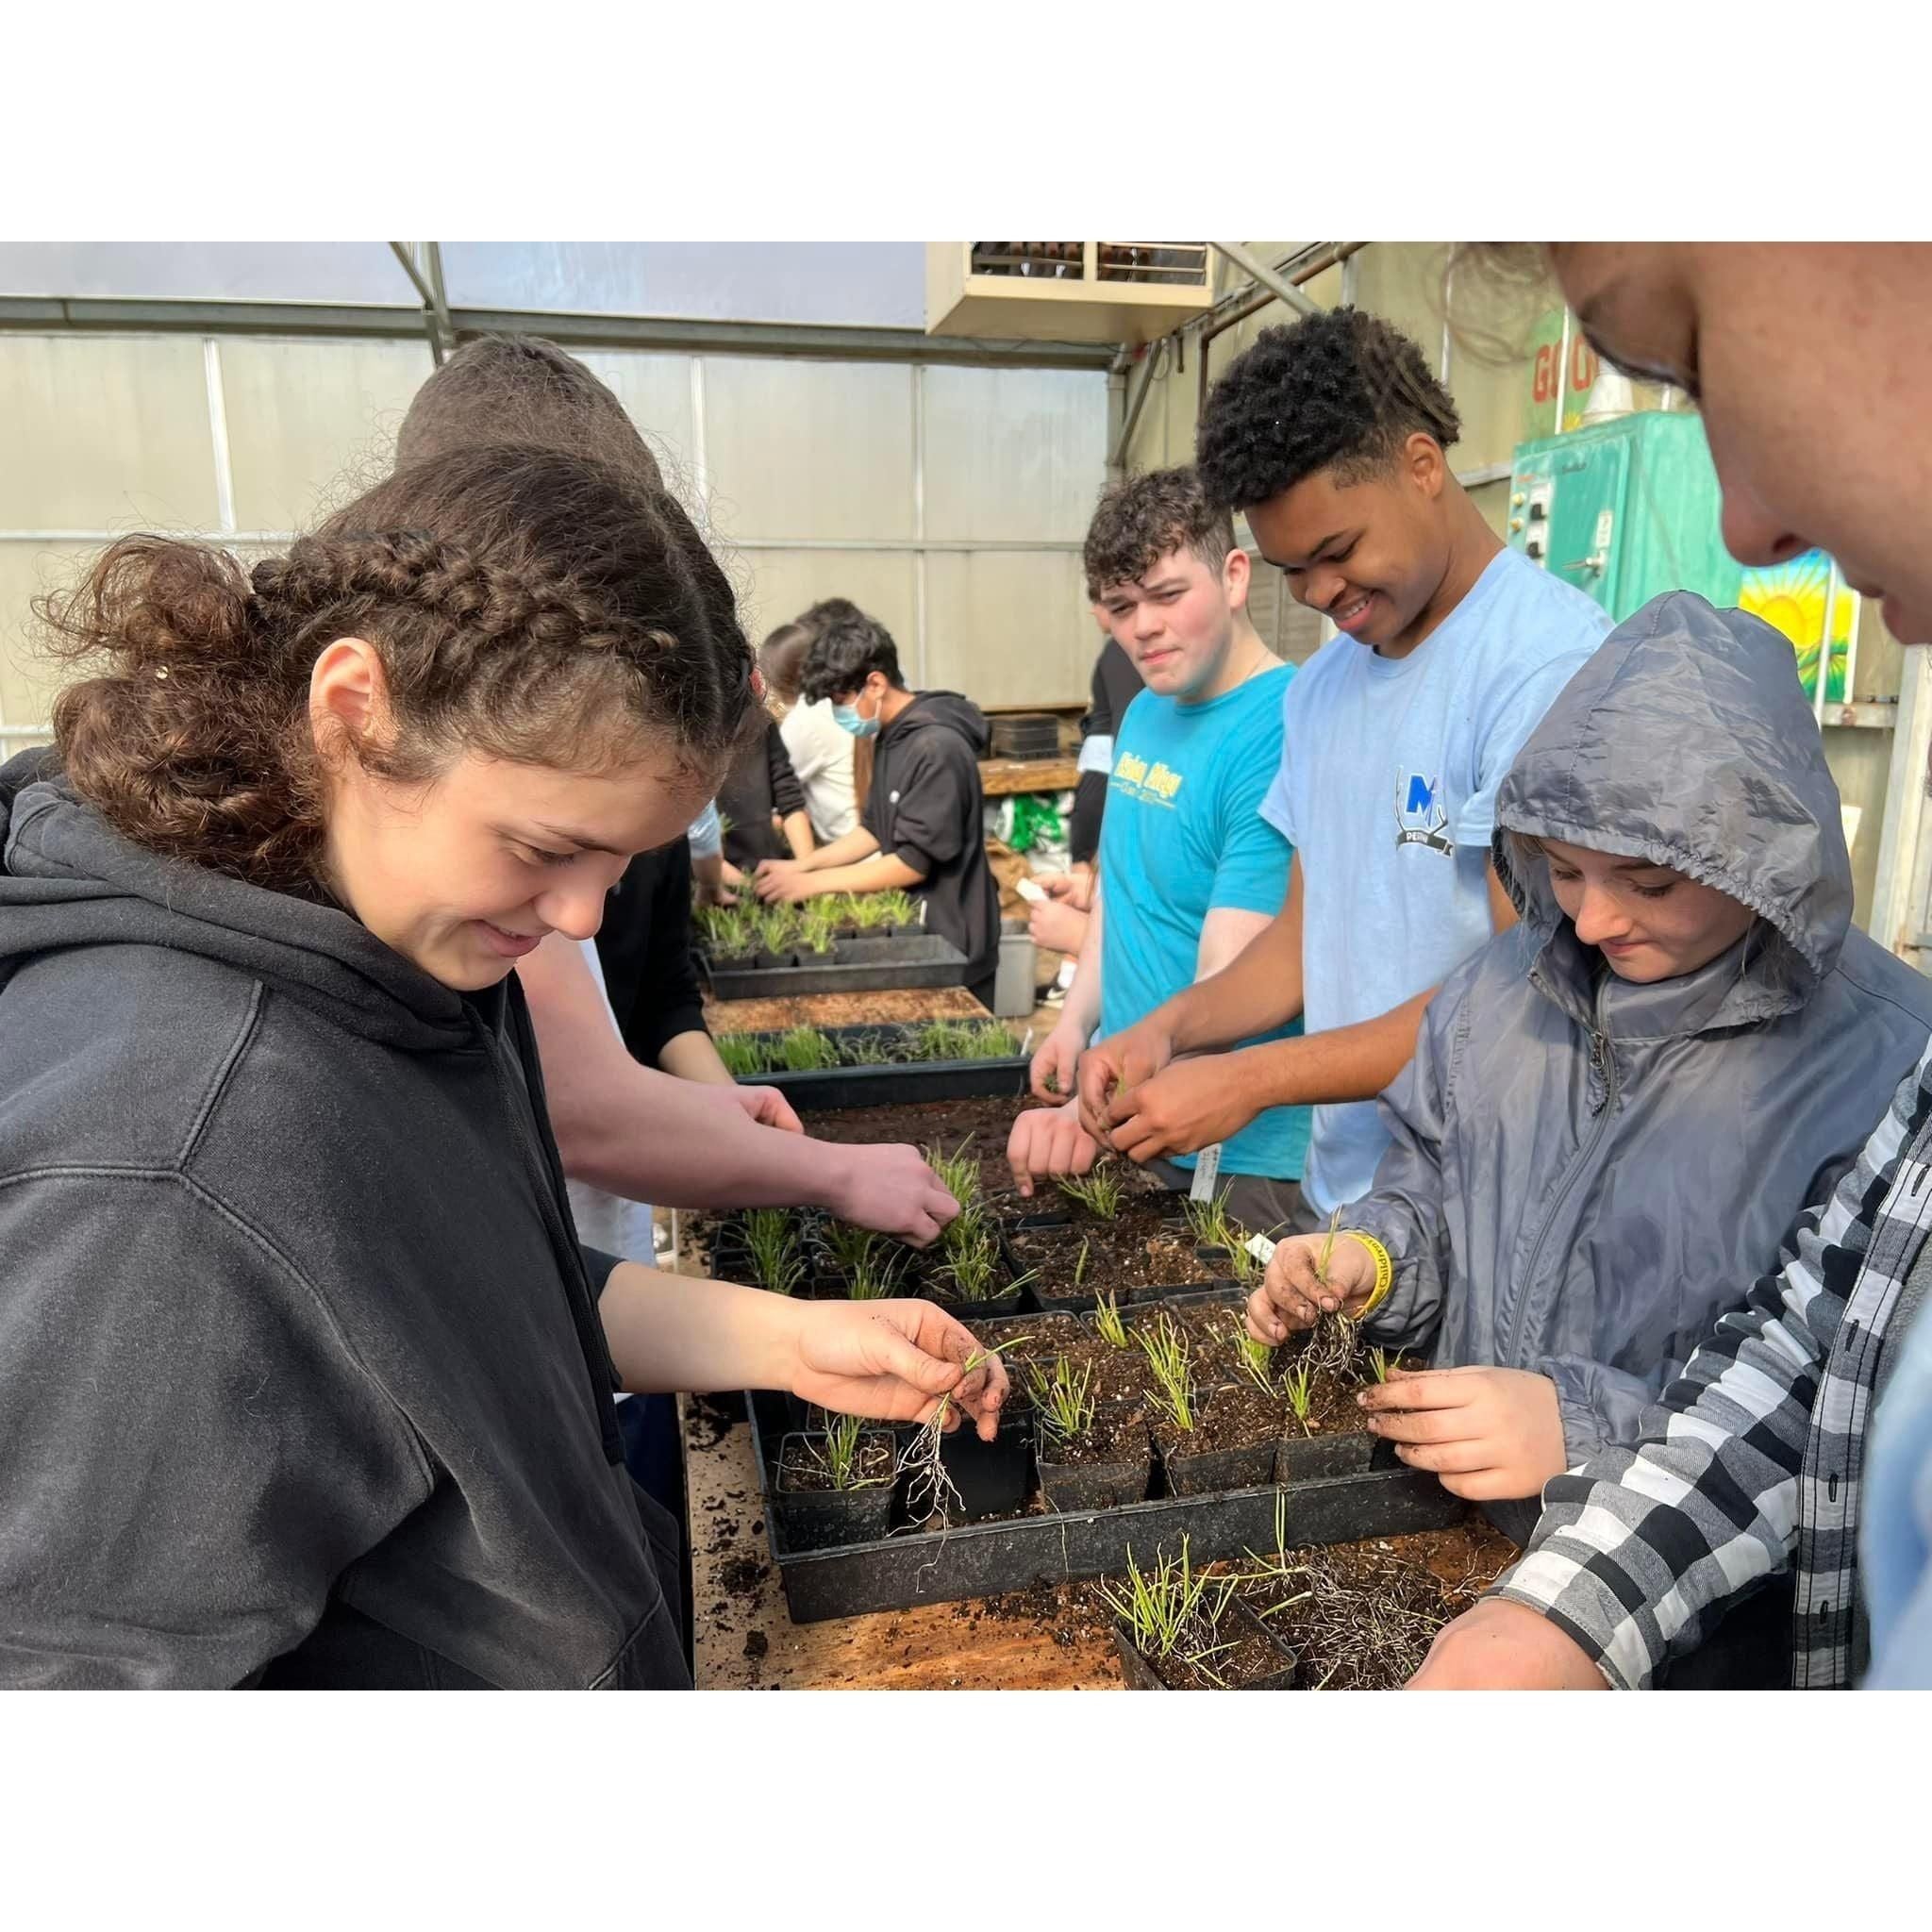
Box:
[755,608,1001,1008]
[1007,468,1312,1232]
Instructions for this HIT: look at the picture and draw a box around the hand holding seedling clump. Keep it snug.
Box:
[1246,1219,1380,1342]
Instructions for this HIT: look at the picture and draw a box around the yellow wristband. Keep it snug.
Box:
[1340,1231,1395,1319]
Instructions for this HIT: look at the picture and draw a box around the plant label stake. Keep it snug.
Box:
[1245,1232,1277,1268]
[1189,1143,1223,1204]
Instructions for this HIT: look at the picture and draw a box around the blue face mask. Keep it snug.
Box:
[833,689,881,739]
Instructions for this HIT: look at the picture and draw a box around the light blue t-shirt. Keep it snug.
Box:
[1100,663,1311,1184]
[1261,547,1610,1214]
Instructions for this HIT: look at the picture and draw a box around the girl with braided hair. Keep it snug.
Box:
[0,443,1006,1689]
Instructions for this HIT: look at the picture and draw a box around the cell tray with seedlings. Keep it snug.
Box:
[697,894,965,999]
[715,1020,1031,1110]
[741,1297,1461,1624]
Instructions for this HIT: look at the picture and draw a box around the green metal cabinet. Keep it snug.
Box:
[1505,411,1741,621]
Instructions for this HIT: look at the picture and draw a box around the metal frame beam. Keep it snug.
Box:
[0,294,1118,372]
[1208,241,1324,321]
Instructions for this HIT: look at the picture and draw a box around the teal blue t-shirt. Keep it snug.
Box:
[1098,662,1310,1183]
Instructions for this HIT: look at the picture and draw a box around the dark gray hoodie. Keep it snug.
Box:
[0,750,685,1689]
[1348,593,1932,1512]
[862,689,1000,1002]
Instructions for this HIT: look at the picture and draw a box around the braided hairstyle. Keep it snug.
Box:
[1195,307,1462,513]
[38,444,758,897]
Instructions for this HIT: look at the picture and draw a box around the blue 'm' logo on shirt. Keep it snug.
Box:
[1394,770,1455,856]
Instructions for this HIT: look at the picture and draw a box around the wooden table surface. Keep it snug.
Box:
[702,985,991,1034]
[681,1394,1121,1690]
[978,755,1079,797]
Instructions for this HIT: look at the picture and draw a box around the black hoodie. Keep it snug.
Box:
[0,750,685,1689]
[862,690,1000,1005]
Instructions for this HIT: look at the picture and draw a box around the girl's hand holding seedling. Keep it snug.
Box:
[1006,1099,1101,1197]
[789,1299,1008,1441]
[1029,1021,1087,1105]
[1357,1366,1567,1503]
[1246,1232,1379,1339]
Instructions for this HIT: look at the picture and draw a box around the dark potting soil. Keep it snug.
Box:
[1077,1341,1155,1407]
[1008,1207,1221,1299]
[776,1435,895,1494]
[1147,1607,1292,1690]
[1124,1293,1252,1370]
[1152,1383,1286,1460]
[1041,1402,1150,1466]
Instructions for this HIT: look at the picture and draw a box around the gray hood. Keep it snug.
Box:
[1492,591,1851,1033]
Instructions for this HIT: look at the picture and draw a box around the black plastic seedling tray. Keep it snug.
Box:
[744,1389,1465,1624]
[728,1024,1030,1111]
[704,932,970,1000]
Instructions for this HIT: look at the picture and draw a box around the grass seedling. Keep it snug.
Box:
[800,1410,889,1491]
[753,901,801,957]
[1227,1314,1278,1395]
[797,897,841,956]
[697,903,756,958]
[938,1226,1024,1304]
[914,1018,1023,1063]
[1095,1538,1237,1674]
[714,1033,769,1078]
[1074,1236,1092,1291]
[1365,1345,1393,1386]
[1281,1357,1317,1436]
[816,1219,879,1277]
[923,1139,983,1221]
[1092,1288,1128,1348]
[1186,1191,1258,1282]
[741,1208,805,1296]
[870,890,920,929]
[1027,1356,1096,1453]
[1137,1313,1196,1432]
[774,1024,839,1072]
[1058,1160,1124,1221]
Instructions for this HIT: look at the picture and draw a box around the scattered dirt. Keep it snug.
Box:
[742,1630,769,1662]
[719,1555,771,1600]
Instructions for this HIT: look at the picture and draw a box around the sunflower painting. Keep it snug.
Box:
[1739,550,1857,704]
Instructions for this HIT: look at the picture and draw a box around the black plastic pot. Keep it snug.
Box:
[1274,1427,1397,1483]
[773,1431,898,1552]
[924,1283,1025,1321]
[1158,1393,1280,1498]
[1037,1411,1152,1514]
[900,1410,1031,1522]
[1108,1604,1298,1691]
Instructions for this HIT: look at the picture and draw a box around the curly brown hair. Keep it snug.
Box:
[1082,467,1236,601]
[37,444,758,897]
[394,334,665,489]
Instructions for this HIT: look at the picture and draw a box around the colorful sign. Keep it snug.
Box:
[1739,550,1856,704]
[1524,308,1601,441]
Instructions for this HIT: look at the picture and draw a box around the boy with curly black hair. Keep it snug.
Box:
[1081,306,1610,1223]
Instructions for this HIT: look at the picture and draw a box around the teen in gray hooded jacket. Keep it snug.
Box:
[1249,591,1932,1535]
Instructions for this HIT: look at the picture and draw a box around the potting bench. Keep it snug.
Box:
[680,1393,1121,1689]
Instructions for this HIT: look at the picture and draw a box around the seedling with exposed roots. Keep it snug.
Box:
[742,1208,805,1295]
[897,1348,1000,1523]
[1058,1161,1124,1221]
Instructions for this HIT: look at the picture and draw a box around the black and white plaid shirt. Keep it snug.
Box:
[1493,1042,1932,1689]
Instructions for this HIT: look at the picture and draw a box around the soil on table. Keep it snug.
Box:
[776,1434,895,1494]
[1241,1522,1520,1690]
